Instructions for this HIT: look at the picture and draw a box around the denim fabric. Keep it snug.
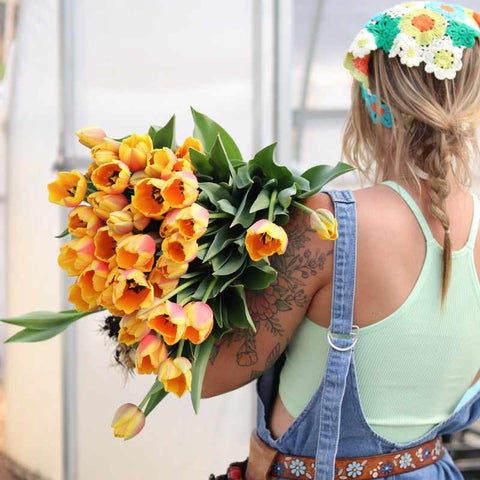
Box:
[255,189,480,479]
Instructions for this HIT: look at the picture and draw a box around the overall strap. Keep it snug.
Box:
[315,189,358,479]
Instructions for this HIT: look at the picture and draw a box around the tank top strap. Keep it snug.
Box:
[380,180,436,246]
[466,191,480,250]
[313,188,358,479]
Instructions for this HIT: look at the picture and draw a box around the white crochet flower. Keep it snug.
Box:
[389,33,424,67]
[424,36,465,80]
[349,28,377,58]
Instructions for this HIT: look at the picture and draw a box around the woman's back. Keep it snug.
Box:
[271,180,480,441]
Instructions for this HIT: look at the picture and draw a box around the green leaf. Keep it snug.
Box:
[297,162,355,198]
[191,335,216,414]
[55,228,70,239]
[203,225,240,262]
[193,276,213,300]
[241,263,277,290]
[0,309,94,330]
[189,149,215,178]
[230,187,256,228]
[148,115,176,149]
[249,188,271,213]
[278,185,297,209]
[217,199,237,215]
[6,323,71,343]
[213,251,245,276]
[224,285,256,331]
[210,248,233,271]
[209,296,223,328]
[236,165,253,189]
[210,135,237,183]
[249,143,294,190]
[293,175,310,192]
[191,108,243,160]
[212,259,248,296]
[199,182,234,209]
[144,381,169,417]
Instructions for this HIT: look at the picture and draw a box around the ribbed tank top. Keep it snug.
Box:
[278,180,480,443]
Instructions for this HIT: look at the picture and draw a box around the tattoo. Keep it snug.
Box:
[211,210,334,377]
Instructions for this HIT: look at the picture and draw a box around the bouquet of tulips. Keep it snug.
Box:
[1,109,353,439]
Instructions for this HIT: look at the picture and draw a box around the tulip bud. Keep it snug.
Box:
[91,138,120,164]
[118,313,151,346]
[119,134,153,172]
[245,219,288,262]
[135,334,169,375]
[76,126,106,148]
[107,210,134,237]
[310,208,338,240]
[111,403,145,440]
[88,192,129,220]
[183,302,214,344]
[158,357,192,398]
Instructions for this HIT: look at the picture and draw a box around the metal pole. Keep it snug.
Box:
[58,0,77,479]
[273,0,292,165]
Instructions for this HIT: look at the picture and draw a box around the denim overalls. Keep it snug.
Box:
[255,189,480,479]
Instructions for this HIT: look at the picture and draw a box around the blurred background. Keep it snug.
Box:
[0,0,479,479]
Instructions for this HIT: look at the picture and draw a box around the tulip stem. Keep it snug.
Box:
[209,212,230,219]
[176,339,185,358]
[268,190,278,222]
[138,380,162,411]
[202,278,218,303]
[179,296,192,306]
[160,278,200,302]
[198,243,209,251]
[292,200,316,216]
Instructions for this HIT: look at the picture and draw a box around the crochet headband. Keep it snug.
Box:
[344,2,480,87]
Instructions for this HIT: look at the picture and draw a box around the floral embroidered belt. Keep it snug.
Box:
[268,435,445,480]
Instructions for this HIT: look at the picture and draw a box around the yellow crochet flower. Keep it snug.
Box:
[400,9,446,46]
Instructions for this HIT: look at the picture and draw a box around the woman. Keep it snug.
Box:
[205,2,480,479]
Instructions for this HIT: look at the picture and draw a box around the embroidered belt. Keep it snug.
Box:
[268,435,445,480]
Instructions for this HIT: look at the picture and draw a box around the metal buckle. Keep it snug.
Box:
[327,325,360,352]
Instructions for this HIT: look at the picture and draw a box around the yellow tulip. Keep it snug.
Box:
[67,206,104,237]
[125,204,151,232]
[68,282,94,312]
[91,160,131,194]
[145,148,176,179]
[91,138,120,164]
[131,178,170,220]
[94,226,121,265]
[151,256,188,280]
[245,219,288,262]
[175,136,204,160]
[158,357,192,398]
[148,272,179,298]
[183,301,214,344]
[48,170,87,207]
[147,300,186,345]
[161,233,198,263]
[76,126,106,148]
[111,403,145,440]
[161,172,199,209]
[117,312,151,346]
[107,210,133,238]
[99,269,126,316]
[119,134,153,172]
[87,192,129,221]
[135,333,169,375]
[58,236,95,276]
[160,203,209,240]
[116,234,156,272]
[129,170,150,188]
[112,268,154,314]
[76,259,110,307]
[310,208,338,240]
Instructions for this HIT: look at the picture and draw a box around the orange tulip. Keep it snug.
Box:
[310,208,338,240]
[117,312,151,345]
[175,136,204,160]
[111,403,145,440]
[145,148,176,179]
[147,300,186,345]
[152,256,188,280]
[112,268,154,314]
[91,160,131,194]
[86,162,96,179]
[88,192,129,221]
[94,226,120,264]
[48,170,87,207]
[125,204,151,231]
[245,219,288,262]
[119,134,153,172]
[161,172,198,209]
[76,259,110,307]
[183,301,214,344]
[76,126,106,148]
[107,210,133,237]
[158,357,192,398]
[91,138,120,164]
[161,233,198,263]
[99,269,126,316]
[148,272,179,298]
[116,234,156,272]
[68,282,93,312]
[161,203,209,240]
[129,170,150,188]
[135,334,169,375]
[131,178,170,220]
[58,236,95,276]
[67,206,103,237]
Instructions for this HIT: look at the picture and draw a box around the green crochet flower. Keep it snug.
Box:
[446,20,480,48]
[367,14,401,53]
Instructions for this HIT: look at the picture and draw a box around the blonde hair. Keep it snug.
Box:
[342,43,480,308]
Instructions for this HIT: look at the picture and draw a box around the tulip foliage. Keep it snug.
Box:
[1,109,353,439]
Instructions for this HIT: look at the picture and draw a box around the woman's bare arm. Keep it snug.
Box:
[201,193,335,398]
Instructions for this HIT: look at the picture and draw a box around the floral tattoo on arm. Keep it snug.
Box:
[209,214,334,380]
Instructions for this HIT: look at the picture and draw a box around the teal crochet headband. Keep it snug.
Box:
[344,2,480,88]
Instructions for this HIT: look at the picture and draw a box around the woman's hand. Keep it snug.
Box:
[201,193,335,398]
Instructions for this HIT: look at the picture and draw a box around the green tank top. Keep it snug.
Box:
[278,180,480,443]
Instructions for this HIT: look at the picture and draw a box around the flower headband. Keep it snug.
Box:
[344,2,480,87]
